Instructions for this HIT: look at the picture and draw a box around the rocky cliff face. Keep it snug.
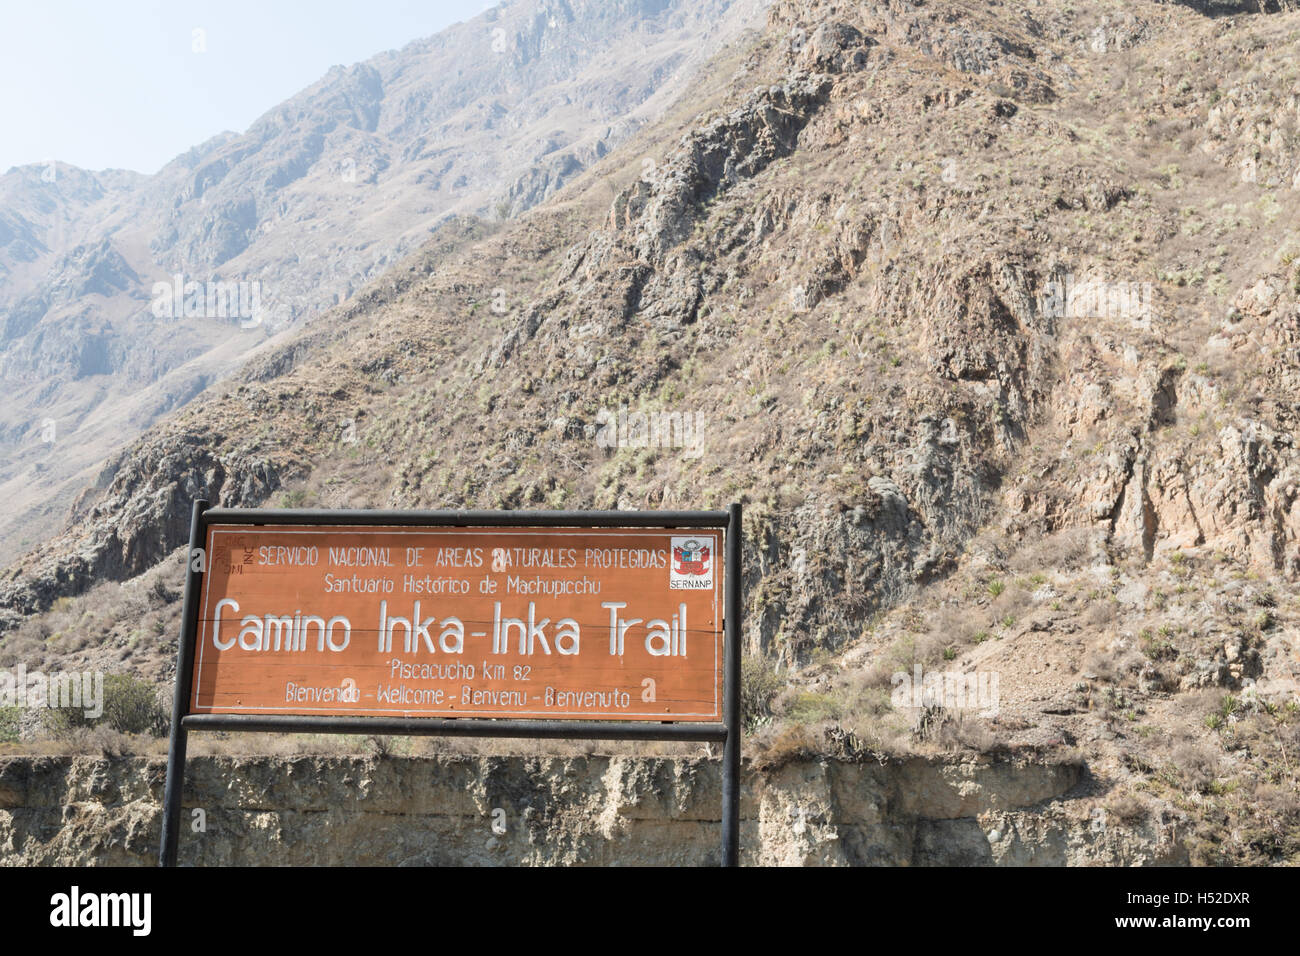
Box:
[0,751,1184,866]
[0,0,772,568]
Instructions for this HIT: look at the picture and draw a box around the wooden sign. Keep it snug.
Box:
[190,525,723,721]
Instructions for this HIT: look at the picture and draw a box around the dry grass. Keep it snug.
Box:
[1009,527,1097,574]
[1106,791,1151,826]
[0,562,185,680]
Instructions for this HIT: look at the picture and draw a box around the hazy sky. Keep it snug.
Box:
[0,0,499,175]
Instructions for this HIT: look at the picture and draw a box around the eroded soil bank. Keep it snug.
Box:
[0,751,1186,865]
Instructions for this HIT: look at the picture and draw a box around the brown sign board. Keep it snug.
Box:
[190,525,724,722]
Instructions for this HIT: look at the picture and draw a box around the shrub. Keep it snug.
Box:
[1171,742,1221,793]
[0,706,20,743]
[928,605,974,646]
[46,674,169,737]
[740,654,785,730]
[1083,598,1116,628]
[753,724,820,770]
[1009,527,1094,573]
[101,675,170,736]
[1140,629,1176,661]
[1108,792,1149,825]
[781,691,842,724]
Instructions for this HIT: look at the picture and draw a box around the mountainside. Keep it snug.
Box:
[4,0,1300,865]
[0,0,770,566]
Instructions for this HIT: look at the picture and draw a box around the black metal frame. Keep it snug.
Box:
[159,502,742,866]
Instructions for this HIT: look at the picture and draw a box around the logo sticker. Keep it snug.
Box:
[670,537,713,590]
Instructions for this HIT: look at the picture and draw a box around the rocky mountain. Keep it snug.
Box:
[3,0,1300,865]
[0,0,771,566]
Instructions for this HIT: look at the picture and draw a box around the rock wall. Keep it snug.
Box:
[0,751,1186,866]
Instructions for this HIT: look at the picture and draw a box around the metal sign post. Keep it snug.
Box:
[159,503,742,866]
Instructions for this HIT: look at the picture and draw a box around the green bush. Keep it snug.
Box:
[46,675,169,737]
[0,706,19,743]
[103,675,170,735]
[783,691,842,724]
[740,654,785,730]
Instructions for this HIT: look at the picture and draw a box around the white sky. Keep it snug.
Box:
[0,0,499,175]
